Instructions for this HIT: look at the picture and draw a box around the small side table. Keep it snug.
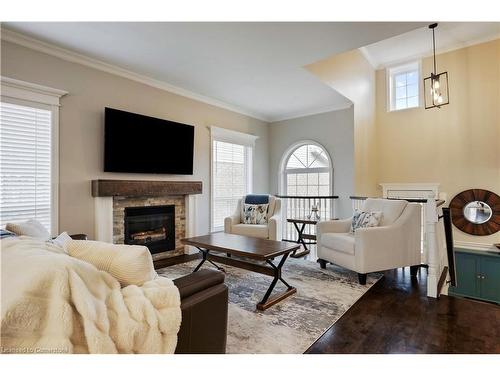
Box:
[286,217,320,258]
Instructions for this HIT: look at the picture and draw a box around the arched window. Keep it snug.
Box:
[279,141,333,241]
[282,142,332,197]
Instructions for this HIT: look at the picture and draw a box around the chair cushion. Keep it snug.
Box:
[321,233,355,255]
[231,224,268,239]
[362,198,407,226]
[243,203,269,224]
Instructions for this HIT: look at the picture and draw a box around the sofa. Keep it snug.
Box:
[317,198,422,284]
[69,235,230,353]
[224,194,282,240]
[63,234,229,353]
[1,231,228,354]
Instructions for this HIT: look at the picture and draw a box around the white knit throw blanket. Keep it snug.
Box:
[0,237,181,354]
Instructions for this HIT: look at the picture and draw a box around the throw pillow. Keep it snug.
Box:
[350,210,383,233]
[67,240,157,286]
[243,203,269,224]
[6,219,50,240]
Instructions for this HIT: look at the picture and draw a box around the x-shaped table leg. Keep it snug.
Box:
[193,247,225,273]
[257,253,296,310]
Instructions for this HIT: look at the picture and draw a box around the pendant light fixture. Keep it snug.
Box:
[423,23,449,109]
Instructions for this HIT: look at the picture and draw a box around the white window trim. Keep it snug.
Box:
[386,61,422,112]
[209,126,257,232]
[1,76,67,235]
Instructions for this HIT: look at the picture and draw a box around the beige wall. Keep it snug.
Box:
[306,39,500,245]
[2,36,499,246]
[306,49,379,197]
[0,40,270,239]
[376,39,500,244]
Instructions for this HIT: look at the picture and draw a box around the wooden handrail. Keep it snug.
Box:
[276,195,339,199]
[350,196,446,206]
[349,195,368,200]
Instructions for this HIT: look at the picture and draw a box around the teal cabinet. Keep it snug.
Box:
[479,255,500,303]
[449,248,500,304]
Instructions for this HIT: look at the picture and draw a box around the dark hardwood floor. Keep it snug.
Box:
[306,267,500,354]
[156,253,500,354]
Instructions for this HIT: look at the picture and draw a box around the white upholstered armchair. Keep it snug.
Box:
[317,198,421,284]
[224,195,282,241]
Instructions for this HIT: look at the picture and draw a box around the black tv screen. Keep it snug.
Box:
[104,108,194,174]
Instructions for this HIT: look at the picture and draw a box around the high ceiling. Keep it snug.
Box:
[3,22,427,121]
[362,22,499,69]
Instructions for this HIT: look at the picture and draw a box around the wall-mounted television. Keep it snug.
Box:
[104,107,194,174]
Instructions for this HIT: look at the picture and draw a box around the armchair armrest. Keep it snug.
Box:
[317,218,352,245]
[268,214,282,241]
[173,269,228,354]
[224,214,240,233]
[173,269,225,299]
[317,218,351,234]
[267,198,282,240]
[224,199,242,233]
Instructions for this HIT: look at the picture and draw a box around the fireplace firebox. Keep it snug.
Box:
[124,205,175,254]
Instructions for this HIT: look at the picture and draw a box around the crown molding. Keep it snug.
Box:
[268,102,353,123]
[375,34,500,70]
[1,76,68,106]
[1,28,270,122]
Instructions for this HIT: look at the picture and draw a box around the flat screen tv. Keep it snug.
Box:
[104,108,194,174]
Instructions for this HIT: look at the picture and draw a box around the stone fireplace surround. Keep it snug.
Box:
[91,179,202,259]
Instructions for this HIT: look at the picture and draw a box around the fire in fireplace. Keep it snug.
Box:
[124,205,175,253]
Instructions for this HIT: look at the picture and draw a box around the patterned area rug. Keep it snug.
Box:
[158,257,382,354]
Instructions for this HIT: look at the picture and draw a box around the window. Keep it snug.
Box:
[0,77,66,235]
[284,143,331,198]
[210,127,256,232]
[388,62,420,111]
[0,102,53,232]
[279,142,333,241]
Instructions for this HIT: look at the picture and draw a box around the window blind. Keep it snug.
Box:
[0,101,52,232]
[212,140,249,231]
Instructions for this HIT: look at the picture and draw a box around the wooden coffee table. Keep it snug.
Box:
[181,232,300,310]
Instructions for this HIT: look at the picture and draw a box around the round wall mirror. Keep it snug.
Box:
[449,189,500,236]
[463,201,493,224]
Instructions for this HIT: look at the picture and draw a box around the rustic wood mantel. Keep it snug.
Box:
[91,179,202,197]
